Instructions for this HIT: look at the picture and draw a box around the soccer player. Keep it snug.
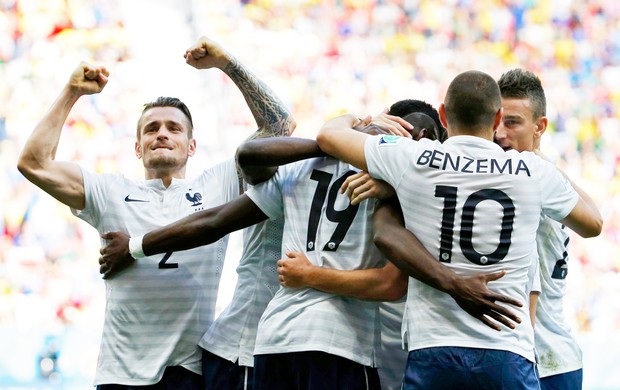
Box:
[101,104,523,390]
[315,70,602,389]
[495,68,596,389]
[274,100,448,390]
[16,36,294,389]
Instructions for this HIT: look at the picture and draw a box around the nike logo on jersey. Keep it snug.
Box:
[124,195,149,203]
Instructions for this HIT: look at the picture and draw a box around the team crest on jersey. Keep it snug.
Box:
[185,191,202,207]
[378,135,401,146]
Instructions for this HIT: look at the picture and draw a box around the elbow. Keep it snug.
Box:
[16,155,36,181]
[235,142,252,168]
[373,227,392,253]
[382,283,407,301]
[583,218,603,238]
[315,130,332,155]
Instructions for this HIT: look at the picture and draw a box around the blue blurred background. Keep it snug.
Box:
[1,0,618,388]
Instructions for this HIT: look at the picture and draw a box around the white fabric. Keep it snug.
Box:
[246,156,384,367]
[365,134,579,363]
[528,249,542,294]
[128,234,145,259]
[535,216,583,377]
[199,207,284,367]
[73,159,239,385]
[377,299,408,390]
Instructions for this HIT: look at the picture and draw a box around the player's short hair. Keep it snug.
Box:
[388,99,447,142]
[137,97,194,139]
[497,68,546,120]
[444,71,501,132]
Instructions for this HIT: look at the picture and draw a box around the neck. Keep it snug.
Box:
[447,126,494,141]
[144,167,186,188]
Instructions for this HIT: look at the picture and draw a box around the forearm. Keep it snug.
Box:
[373,200,459,295]
[223,56,294,139]
[300,265,406,301]
[143,209,226,256]
[238,137,324,167]
[237,137,325,184]
[316,114,369,171]
[142,195,267,256]
[18,86,80,176]
[17,86,86,209]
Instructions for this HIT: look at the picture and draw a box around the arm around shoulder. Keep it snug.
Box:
[237,137,324,185]
[316,114,369,171]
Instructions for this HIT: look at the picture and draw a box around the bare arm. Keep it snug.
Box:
[99,194,267,278]
[560,181,602,238]
[236,119,404,185]
[184,36,295,183]
[237,137,326,184]
[277,251,407,301]
[373,198,524,331]
[534,150,602,237]
[529,292,539,328]
[17,62,109,210]
[316,113,413,171]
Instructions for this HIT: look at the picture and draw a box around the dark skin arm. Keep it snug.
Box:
[236,121,394,185]
[237,137,326,185]
[99,195,267,278]
[373,197,524,331]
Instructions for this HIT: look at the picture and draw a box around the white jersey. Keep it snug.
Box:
[377,299,408,390]
[528,249,541,295]
[246,157,384,367]
[73,159,239,386]
[199,201,284,367]
[535,216,582,377]
[365,135,579,363]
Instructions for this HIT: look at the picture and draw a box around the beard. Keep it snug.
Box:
[143,152,188,170]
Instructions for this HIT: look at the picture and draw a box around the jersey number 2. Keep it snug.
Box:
[159,251,178,269]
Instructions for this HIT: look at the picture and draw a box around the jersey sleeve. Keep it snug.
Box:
[70,167,112,227]
[364,134,412,188]
[537,159,579,221]
[209,158,241,203]
[244,167,285,221]
[528,253,542,294]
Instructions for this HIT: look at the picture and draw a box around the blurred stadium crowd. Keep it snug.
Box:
[0,0,618,388]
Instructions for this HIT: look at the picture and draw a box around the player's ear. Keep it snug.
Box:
[414,128,428,141]
[187,138,197,157]
[534,116,548,140]
[492,107,503,131]
[135,141,142,159]
[438,104,448,128]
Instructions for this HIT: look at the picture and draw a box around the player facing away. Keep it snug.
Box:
[316,70,602,389]
[17,35,294,389]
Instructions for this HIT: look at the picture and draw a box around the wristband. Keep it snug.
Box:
[128,234,146,259]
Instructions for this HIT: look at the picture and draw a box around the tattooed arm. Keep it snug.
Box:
[184,36,296,186]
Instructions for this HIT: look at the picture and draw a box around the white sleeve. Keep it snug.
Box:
[70,168,113,227]
[537,159,579,221]
[210,158,241,203]
[364,134,414,188]
[244,168,285,221]
[528,255,542,294]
